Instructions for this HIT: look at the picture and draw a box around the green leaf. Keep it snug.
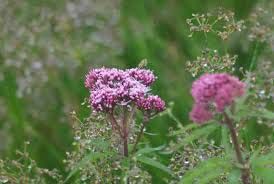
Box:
[234,92,250,113]
[167,107,183,126]
[179,157,232,184]
[237,108,274,120]
[174,124,219,150]
[228,169,241,184]
[221,126,232,156]
[249,149,261,163]
[232,92,273,121]
[251,151,274,184]
[169,124,198,136]
[256,109,274,119]
[135,145,165,156]
[65,151,110,182]
[198,171,224,184]
[90,138,111,151]
[137,156,173,175]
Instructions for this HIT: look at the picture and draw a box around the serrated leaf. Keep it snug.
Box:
[198,170,224,184]
[135,145,165,156]
[252,166,274,184]
[221,126,232,156]
[237,109,274,120]
[232,92,273,121]
[137,156,173,175]
[256,109,274,119]
[144,132,158,136]
[169,124,198,136]
[234,92,249,112]
[251,151,274,184]
[228,169,241,184]
[179,157,232,184]
[90,138,111,150]
[249,149,261,163]
[65,151,110,182]
[174,124,218,150]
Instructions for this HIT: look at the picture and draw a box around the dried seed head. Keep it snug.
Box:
[186,8,244,40]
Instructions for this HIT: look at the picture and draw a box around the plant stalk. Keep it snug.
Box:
[123,135,128,157]
[224,113,251,184]
[108,113,122,137]
[132,115,149,153]
[122,107,129,157]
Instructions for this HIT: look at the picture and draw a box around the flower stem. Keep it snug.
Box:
[224,113,251,184]
[123,136,128,157]
[249,41,259,71]
[108,113,122,137]
[132,115,149,154]
[122,107,129,157]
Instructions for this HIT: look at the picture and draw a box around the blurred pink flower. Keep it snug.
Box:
[190,103,213,124]
[190,73,245,123]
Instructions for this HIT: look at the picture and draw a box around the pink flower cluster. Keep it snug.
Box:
[190,73,245,123]
[137,95,166,112]
[85,67,165,112]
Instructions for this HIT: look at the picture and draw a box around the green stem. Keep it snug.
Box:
[108,113,122,137]
[131,115,149,154]
[249,41,259,71]
[224,113,251,184]
[122,107,129,157]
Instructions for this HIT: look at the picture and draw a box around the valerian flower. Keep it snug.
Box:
[189,103,213,123]
[85,67,165,158]
[137,95,165,112]
[85,67,164,112]
[190,73,245,123]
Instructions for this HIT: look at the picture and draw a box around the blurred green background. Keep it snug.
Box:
[0,0,261,177]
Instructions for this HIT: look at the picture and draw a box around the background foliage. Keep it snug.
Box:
[0,0,272,183]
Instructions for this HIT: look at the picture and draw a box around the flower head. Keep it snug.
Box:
[190,104,213,124]
[190,73,245,123]
[127,68,156,86]
[85,67,165,113]
[137,95,165,112]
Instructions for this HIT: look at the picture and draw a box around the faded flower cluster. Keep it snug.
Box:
[85,68,165,112]
[190,73,245,123]
[248,6,274,43]
[186,48,237,77]
[186,8,244,40]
